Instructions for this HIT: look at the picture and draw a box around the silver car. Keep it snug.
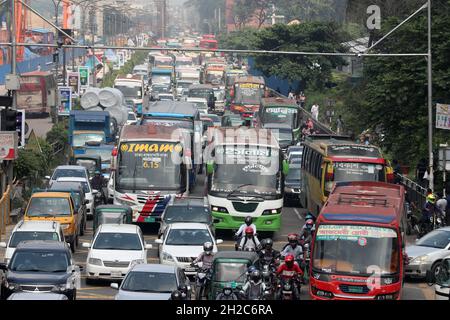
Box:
[111,264,191,300]
[405,227,450,280]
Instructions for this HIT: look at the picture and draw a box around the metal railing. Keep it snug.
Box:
[0,185,11,241]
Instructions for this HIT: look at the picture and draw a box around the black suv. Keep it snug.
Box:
[156,197,218,237]
[0,240,79,300]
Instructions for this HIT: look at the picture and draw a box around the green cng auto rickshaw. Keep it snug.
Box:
[93,205,133,235]
[208,251,260,300]
[70,155,102,179]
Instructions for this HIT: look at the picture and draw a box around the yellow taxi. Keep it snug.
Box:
[23,192,81,252]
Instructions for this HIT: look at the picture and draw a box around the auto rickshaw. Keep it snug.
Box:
[208,251,260,300]
[93,205,133,235]
[70,155,102,179]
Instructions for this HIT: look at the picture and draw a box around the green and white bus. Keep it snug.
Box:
[205,128,289,232]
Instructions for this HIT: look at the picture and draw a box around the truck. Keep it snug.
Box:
[114,74,145,116]
[69,110,113,157]
[16,71,57,117]
[110,124,192,223]
[151,67,173,86]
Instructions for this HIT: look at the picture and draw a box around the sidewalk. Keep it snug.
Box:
[0,221,15,262]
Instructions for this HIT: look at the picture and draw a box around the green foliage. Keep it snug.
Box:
[102,51,149,88]
[46,121,69,153]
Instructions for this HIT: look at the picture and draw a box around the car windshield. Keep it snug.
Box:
[10,251,69,272]
[27,197,71,217]
[165,229,212,246]
[262,107,298,127]
[164,206,211,224]
[93,232,142,250]
[52,168,85,180]
[214,262,248,282]
[73,133,105,148]
[416,230,450,249]
[313,225,400,275]
[75,159,97,176]
[269,129,293,145]
[177,82,193,89]
[121,271,177,293]
[117,141,183,191]
[189,89,213,100]
[59,181,90,193]
[9,232,60,248]
[152,76,171,85]
[115,85,142,99]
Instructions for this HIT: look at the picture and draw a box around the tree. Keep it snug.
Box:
[233,0,256,30]
[253,0,272,29]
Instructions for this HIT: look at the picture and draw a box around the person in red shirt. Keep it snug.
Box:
[276,254,303,299]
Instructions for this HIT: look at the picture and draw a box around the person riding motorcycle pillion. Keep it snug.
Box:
[276,254,303,299]
[235,216,257,238]
[216,285,239,300]
[238,227,261,251]
[241,269,266,300]
[192,242,215,270]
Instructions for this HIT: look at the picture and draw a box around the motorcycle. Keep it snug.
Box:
[215,287,242,301]
[192,266,211,300]
[406,202,420,235]
[276,277,300,300]
[302,243,311,283]
[261,264,276,300]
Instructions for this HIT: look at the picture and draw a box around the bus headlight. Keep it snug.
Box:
[212,206,228,214]
[262,208,282,215]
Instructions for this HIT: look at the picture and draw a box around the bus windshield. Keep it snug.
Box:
[117,141,183,191]
[262,107,298,127]
[141,118,193,131]
[211,146,280,195]
[235,84,263,105]
[189,89,213,100]
[313,225,400,276]
[332,162,386,182]
[115,85,142,99]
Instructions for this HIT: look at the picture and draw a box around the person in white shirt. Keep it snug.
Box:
[436,193,447,221]
[235,216,257,238]
[311,104,319,121]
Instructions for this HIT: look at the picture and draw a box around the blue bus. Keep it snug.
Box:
[141,101,203,189]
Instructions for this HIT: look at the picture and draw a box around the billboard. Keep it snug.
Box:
[436,103,450,130]
[57,86,72,116]
[67,71,80,96]
[78,66,90,89]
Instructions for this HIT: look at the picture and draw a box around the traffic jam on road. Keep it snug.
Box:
[1,32,448,302]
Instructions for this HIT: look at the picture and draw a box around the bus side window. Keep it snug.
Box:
[316,155,323,179]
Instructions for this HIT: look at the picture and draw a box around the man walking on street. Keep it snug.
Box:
[311,103,319,121]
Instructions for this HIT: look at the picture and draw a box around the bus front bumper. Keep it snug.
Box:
[211,211,281,231]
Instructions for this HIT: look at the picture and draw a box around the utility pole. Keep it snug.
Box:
[11,0,17,110]
[427,0,434,191]
[218,7,221,32]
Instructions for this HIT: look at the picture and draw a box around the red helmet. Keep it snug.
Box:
[288,233,298,242]
[245,226,254,236]
[285,254,295,263]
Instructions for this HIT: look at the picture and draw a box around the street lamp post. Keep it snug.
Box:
[427,0,434,191]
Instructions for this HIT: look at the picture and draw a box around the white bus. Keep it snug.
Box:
[205,128,289,233]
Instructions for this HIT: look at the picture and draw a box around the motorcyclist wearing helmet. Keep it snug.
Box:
[216,285,239,300]
[241,269,266,300]
[235,216,257,239]
[90,170,106,203]
[276,254,303,299]
[192,242,215,270]
[420,193,442,234]
[281,234,303,264]
[170,290,183,300]
[299,219,315,245]
[259,238,280,267]
[238,227,261,251]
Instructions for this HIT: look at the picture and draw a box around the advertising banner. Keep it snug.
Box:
[78,66,90,89]
[0,131,18,160]
[58,86,72,116]
[67,71,80,96]
[436,103,450,130]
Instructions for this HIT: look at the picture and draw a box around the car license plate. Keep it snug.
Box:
[145,216,156,223]
[348,286,364,293]
[111,271,122,278]
[185,267,196,272]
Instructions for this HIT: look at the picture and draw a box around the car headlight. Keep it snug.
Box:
[7,281,20,291]
[88,258,103,266]
[116,197,135,206]
[411,255,429,264]
[162,252,174,262]
[262,208,282,215]
[52,283,68,292]
[131,259,145,266]
[61,224,71,230]
[285,187,294,193]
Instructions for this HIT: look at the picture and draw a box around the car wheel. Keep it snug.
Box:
[431,261,443,282]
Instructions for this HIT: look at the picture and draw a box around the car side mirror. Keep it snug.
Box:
[145,243,153,249]
[82,242,91,248]
[0,263,7,271]
[216,239,223,245]
[0,242,6,248]
[154,239,163,244]
[92,190,99,195]
[110,283,119,290]
[44,176,51,180]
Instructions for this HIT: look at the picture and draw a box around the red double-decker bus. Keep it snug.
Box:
[309,181,407,300]
[199,39,218,50]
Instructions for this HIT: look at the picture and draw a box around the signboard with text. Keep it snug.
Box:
[0,131,18,160]
[78,66,90,90]
[67,71,80,96]
[58,86,72,116]
[436,103,450,130]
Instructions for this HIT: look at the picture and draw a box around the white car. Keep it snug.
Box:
[158,93,175,101]
[186,97,208,115]
[155,223,222,276]
[55,177,97,217]
[126,110,138,125]
[0,220,65,265]
[47,165,89,187]
[83,224,152,282]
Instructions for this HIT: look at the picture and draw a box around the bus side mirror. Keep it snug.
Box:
[282,160,289,176]
[206,162,214,175]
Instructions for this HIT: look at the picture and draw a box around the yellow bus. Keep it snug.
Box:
[300,135,394,216]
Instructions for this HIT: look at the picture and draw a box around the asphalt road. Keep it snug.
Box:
[20,117,435,300]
